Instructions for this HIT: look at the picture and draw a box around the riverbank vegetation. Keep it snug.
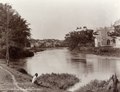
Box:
[30,39,67,49]
[75,79,120,92]
[0,3,34,59]
[30,47,45,53]
[37,73,79,90]
[73,46,120,57]
[0,47,34,59]
[0,64,70,92]
[64,26,120,57]
[65,26,94,50]
[3,59,79,91]
[75,80,108,92]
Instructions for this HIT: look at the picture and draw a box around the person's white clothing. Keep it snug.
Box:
[32,75,38,83]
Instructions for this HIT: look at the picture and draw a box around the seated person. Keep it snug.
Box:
[32,73,39,85]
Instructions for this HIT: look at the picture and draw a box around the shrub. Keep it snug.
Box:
[75,80,109,92]
[0,46,34,59]
[37,73,79,90]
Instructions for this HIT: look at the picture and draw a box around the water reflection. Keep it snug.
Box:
[22,48,120,91]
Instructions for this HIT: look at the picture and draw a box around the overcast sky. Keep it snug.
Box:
[1,0,120,40]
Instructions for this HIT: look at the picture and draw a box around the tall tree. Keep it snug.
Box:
[65,27,94,50]
[0,3,31,48]
[0,3,31,61]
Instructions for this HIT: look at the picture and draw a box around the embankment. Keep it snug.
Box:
[72,46,120,57]
[0,62,79,92]
[75,79,120,92]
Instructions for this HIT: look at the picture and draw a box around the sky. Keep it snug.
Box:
[1,0,120,40]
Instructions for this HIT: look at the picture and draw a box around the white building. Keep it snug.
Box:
[94,27,114,47]
[114,37,120,48]
[94,20,120,48]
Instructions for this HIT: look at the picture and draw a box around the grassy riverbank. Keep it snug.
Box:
[72,46,120,57]
[75,79,120,92]
[0,61,79,92]
[2,63,120,92]
[75,80,108,92]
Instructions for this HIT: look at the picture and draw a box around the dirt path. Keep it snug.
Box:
[0,65,28,92]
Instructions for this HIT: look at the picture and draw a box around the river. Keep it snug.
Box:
[22,48,120,91]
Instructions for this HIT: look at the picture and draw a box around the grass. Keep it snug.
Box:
[77,46,120,57]
[75,79,120,92]
[75,80,109,92]
[37,73,79,90]
[0,64,77,92]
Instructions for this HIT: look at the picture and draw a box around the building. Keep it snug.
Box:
[114,37,120,48]
[94,20,120,48]
[94,27,114,47]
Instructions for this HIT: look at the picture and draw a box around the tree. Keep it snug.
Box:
[65,27,94,50]
[0,3,31,48]
[0,3,31,60]
[107,20,120,37]
[9,14,31,47]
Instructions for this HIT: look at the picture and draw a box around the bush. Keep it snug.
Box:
[75,80,108,92]
[0,46,34,59]
[37,73,79,90]
[22,50,34,57]
[9,46,34,59]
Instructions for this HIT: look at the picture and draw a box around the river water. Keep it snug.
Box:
[22,48,120,91]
